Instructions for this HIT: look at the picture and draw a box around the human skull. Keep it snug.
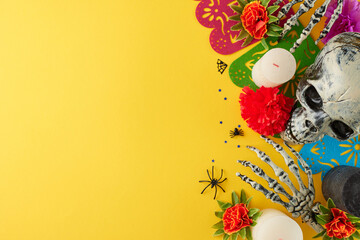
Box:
[281,32,360,144]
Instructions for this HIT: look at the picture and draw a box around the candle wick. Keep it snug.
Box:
[273,63,280,68]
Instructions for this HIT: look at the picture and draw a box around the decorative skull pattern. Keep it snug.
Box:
[281,32,360,144]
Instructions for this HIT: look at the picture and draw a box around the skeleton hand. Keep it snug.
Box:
[236,135,324,233]
[273,0,343,52]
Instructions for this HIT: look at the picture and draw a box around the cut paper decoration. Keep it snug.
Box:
[194,0,290,55]
[313,198,360,239]
[213,190,262,240]
[217,59,228,74]
[229,0,283,49]
[299,135,360,180]
[229,22,319,99]
[199,166,227,199]
[322,0,360,44]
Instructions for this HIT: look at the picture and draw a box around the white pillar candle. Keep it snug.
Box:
[252,208,303,240]
[252,48,296,88]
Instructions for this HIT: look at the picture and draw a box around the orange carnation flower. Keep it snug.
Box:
[240,1,269,39]
[324,208,356,239]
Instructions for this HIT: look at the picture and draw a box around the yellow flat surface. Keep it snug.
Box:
[0,1,327,239]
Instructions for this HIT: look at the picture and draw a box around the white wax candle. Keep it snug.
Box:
[252,48,296,88]
[252,209,303,240]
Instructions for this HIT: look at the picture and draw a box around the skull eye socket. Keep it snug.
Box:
[330,120,354,140]
[304,86,323,110]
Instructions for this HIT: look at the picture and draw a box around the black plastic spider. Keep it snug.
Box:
[229,128,244,138]
[199,166,227,199]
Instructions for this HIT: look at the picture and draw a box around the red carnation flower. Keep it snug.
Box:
[239,86,294,136]
[223,203,253,234]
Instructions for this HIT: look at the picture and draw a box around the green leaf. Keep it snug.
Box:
[231,23,244,31]
[319,205,331,215]
[248,208,260,217]
[231,232,239,240]
[354,223,360,229]
[236,30,249,41]
[315,214,328,225]
[348,215,360,223]
[217,200,232,210]
[214,229,225,237]
[350,235,355,240]
[239,228,246,239]
[223,234,230,240]
[222,203,232,210]
[217,200,226,208]
[250,221,257,227]
[267,5,280,14]
[215,211,224,219]
[238,0,248,7]
[327,198,336,209]
[242,35,253,47]
[212,221,224,229]
[229,14,241,21]
[246,227,253,240]
[240,189,247,203]
[312,230,326,238]
[268,15,278,24]
[237,0,248,7]
[268,24,283,32]
[353,231,360,239]
[323,235,331,240]
[245,196,253,207]
[260,0,270,7]
[232,191,240,205]
[266,30,280,37]
[230,4,243,13]
[260,38,268,50]
[318,214,332,222]
[252,211,262,221]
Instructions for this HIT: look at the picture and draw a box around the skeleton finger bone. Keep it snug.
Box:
[276,0,303,20]
[280,0,317,39]
[236,172,293,212]
[246,145,301,197]
[290,0,332,52]
[261,136,307,194]
[238,160,294,201]
[315,0,343,44]
[284,142,315,203]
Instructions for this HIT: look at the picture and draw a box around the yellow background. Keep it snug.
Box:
[0,1,327,239]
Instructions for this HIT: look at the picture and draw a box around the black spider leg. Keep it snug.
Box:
[214,185,218,199]
[218,169,223,181]
[217,184,226,193]
[201,183,212,194]
[207,169,212,181]
[218,169,227,183]
[218,178,227,183]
